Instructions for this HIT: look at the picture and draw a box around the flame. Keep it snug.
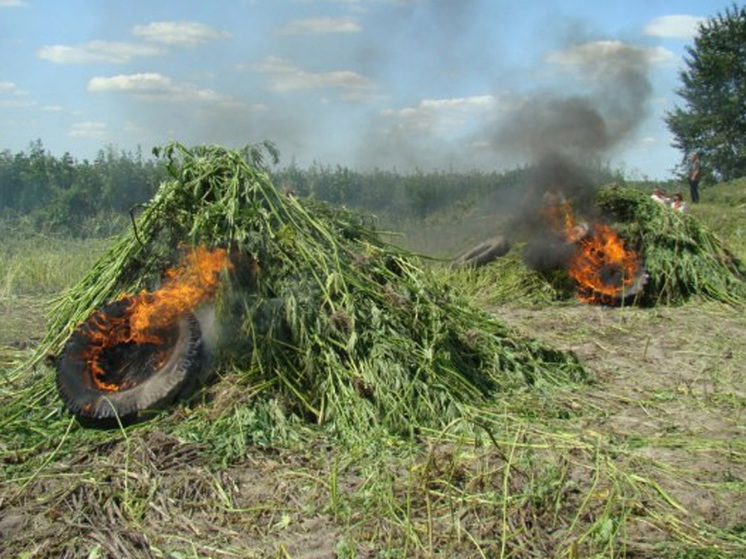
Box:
[129,246,233,335]
[81,246,233,391]
[568,224,641,303]
[548,199,641,304]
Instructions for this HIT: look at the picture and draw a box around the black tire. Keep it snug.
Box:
[452,236,510,267]
[56,300,204,426]
[588,263,649,303]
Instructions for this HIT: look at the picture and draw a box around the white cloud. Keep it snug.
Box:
[644,15,706,39]
[645,47,677,65]
[380,95,508,136]
[277,17,361,35]
[0,0,26,7]
[286,0,412,13]
[69,121,108,139]
[42,105,64,112]
[37,41,164,64]
[88,72,248,107]
[37,22,228,65]
[122,120,148,136]
[547,40,675,79]
[248,56,295,73]
[132,21,231,46]
[0,81,35,107]
[251,56,373,98]
[276,70,370,92]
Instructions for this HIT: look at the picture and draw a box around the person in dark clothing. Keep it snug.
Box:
[687,152,701,203]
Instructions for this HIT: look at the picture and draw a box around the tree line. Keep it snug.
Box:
[272,161,531,219]
[1,140,556,237]
[0,141,167,236]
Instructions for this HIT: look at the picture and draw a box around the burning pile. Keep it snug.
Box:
[569,224,643,303]
[459,181,746,308]
[82,246,231,388]
[54,246,232,422]
[543,198,646,305]
[38,142,587,436]
[595,184,746,305]
[125,246,232,334]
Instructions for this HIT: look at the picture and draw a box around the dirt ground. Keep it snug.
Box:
[496,301,746,523]
[1,295,745,557]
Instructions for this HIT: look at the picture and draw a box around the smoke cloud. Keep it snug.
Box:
[479,38,656,266]
[488,40,653,163]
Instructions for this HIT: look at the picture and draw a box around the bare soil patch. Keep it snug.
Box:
[495,301,746,536]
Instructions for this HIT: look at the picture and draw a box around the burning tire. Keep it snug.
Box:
[576,260,648,305]
[568,224,647,305]
[452,236,510,267]
[55,299,204,425]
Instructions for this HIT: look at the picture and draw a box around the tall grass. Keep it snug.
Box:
[0,232,108,297]
[690,178,746,260]
[432,253,568,308]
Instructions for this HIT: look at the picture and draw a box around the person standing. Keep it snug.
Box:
[687,151,701,203]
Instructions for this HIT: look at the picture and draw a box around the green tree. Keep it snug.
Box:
[18,139,54,212]
[665,3,746,182]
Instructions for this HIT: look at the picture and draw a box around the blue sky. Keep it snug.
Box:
[0,0,733,178]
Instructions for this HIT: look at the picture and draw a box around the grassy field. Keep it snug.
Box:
[1,181,745,558]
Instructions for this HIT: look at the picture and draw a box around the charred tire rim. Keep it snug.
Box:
[604,264,648,300]
[56,301,204,423]
[577,264,648,304]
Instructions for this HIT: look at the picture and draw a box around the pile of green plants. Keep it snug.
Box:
[28,142,586,442]
[436,183,746,308]
[595,184,746,305]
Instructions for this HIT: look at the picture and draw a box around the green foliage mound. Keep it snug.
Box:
[38,143,586,441]
[596,184,746,305]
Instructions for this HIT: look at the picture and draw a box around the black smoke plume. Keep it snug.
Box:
[490,40,654,269]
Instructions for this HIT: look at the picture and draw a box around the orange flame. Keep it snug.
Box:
[129,246,233,337]
[82,246,233,391]
[568,224,641,303]
[548,199,641,304]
